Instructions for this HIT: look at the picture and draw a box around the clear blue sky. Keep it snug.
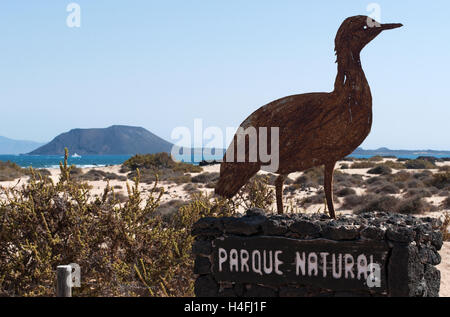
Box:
[0,1,449,150]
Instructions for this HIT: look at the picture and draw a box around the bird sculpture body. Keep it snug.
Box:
[215,16,402,218]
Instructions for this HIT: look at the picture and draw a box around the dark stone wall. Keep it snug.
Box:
[192,209,443,297]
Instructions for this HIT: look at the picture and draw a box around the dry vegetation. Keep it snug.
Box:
[0,150,275,297]
[1,152,450,296]
[0,161,50,182]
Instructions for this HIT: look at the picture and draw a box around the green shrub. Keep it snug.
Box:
[350,162,377,169]
[334,173,363,187]
[154,200,188,222]
[77,169,127,182]
[0,149,233,297]
[427,172,450,190]
[123,153,202,185]
[442,197,450,209]
[341,194,376,210]
[382,161,406,170]
[440,212,450,241]
[368,156,384,162]
[405,188,433,198]
[355,195,400,214]
[183,183,200,194]
[233,175,274,212]
[123,153,202,173]
[406,179,425,189]
[386,171,411,183]
[0,161,28,181]
[335,187,356,197]
[368,183,400,195]
[404,159,436,170]
[301,193,326,206]
[168,174,192,184]
[350,193,434,215]
[438,165,450,172]
[368,165,392,175]
[191,172,219,184]
[293,166,337,188]
[395,196,435,214]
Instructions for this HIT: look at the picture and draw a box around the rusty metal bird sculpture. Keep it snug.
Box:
[215,16,402,218]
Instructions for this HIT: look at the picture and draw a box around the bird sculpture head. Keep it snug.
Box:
[335,15,402,56]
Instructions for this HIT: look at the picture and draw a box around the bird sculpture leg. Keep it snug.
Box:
[275,174,287,215]
[324,162,337,219]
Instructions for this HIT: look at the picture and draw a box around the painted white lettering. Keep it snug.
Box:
[332,254,342,279]
[252,250,263,275]
[296,252,306,276]
[263,251,273,274]
[344,254,355,279]
[230,249,239,272]
[274,251,283,275]
[218,248,227,272]
[320,252,329,278]
[240,250,250,272]
[308,252,318,277]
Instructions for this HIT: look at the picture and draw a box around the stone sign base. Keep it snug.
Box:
[192,209,443,297]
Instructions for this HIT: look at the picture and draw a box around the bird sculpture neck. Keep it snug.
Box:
[333,49,367,94]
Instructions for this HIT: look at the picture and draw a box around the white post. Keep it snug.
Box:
[56,265,72,297]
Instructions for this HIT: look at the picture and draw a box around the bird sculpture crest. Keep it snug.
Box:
[215,16,402,218]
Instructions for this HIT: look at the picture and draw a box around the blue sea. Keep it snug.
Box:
[0,153,449,169]
[0,154,224,169]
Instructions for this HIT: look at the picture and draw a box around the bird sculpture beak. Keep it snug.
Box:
[380,23,403,31]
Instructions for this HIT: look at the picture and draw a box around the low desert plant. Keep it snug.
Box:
[335,187,356,197]
[440,212,450,241]
[77,169,127,182]
[123,153,202,173]
[183,183,200,194]
[154,200,188,222]
[427,172,450,190]
[0,161,29,181]
[334,173,363,187]
[367,183,400,195]
[442,197,450,209]
[233,175,274,212]
[386,171,411,183]
[382,161,406,170]
[368,165,392,175]
[0,149,235,297]
[368,156,384,162]
[301,193,326,206]
[404,159,436,170]
[405,188,433,198]
[341,194,376,210]
[354,195,400,214]
[191,172,219,184]
[438,165,450,172]
[406,179,425,189]
[350,161,377,169]
[394,196,435,214]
